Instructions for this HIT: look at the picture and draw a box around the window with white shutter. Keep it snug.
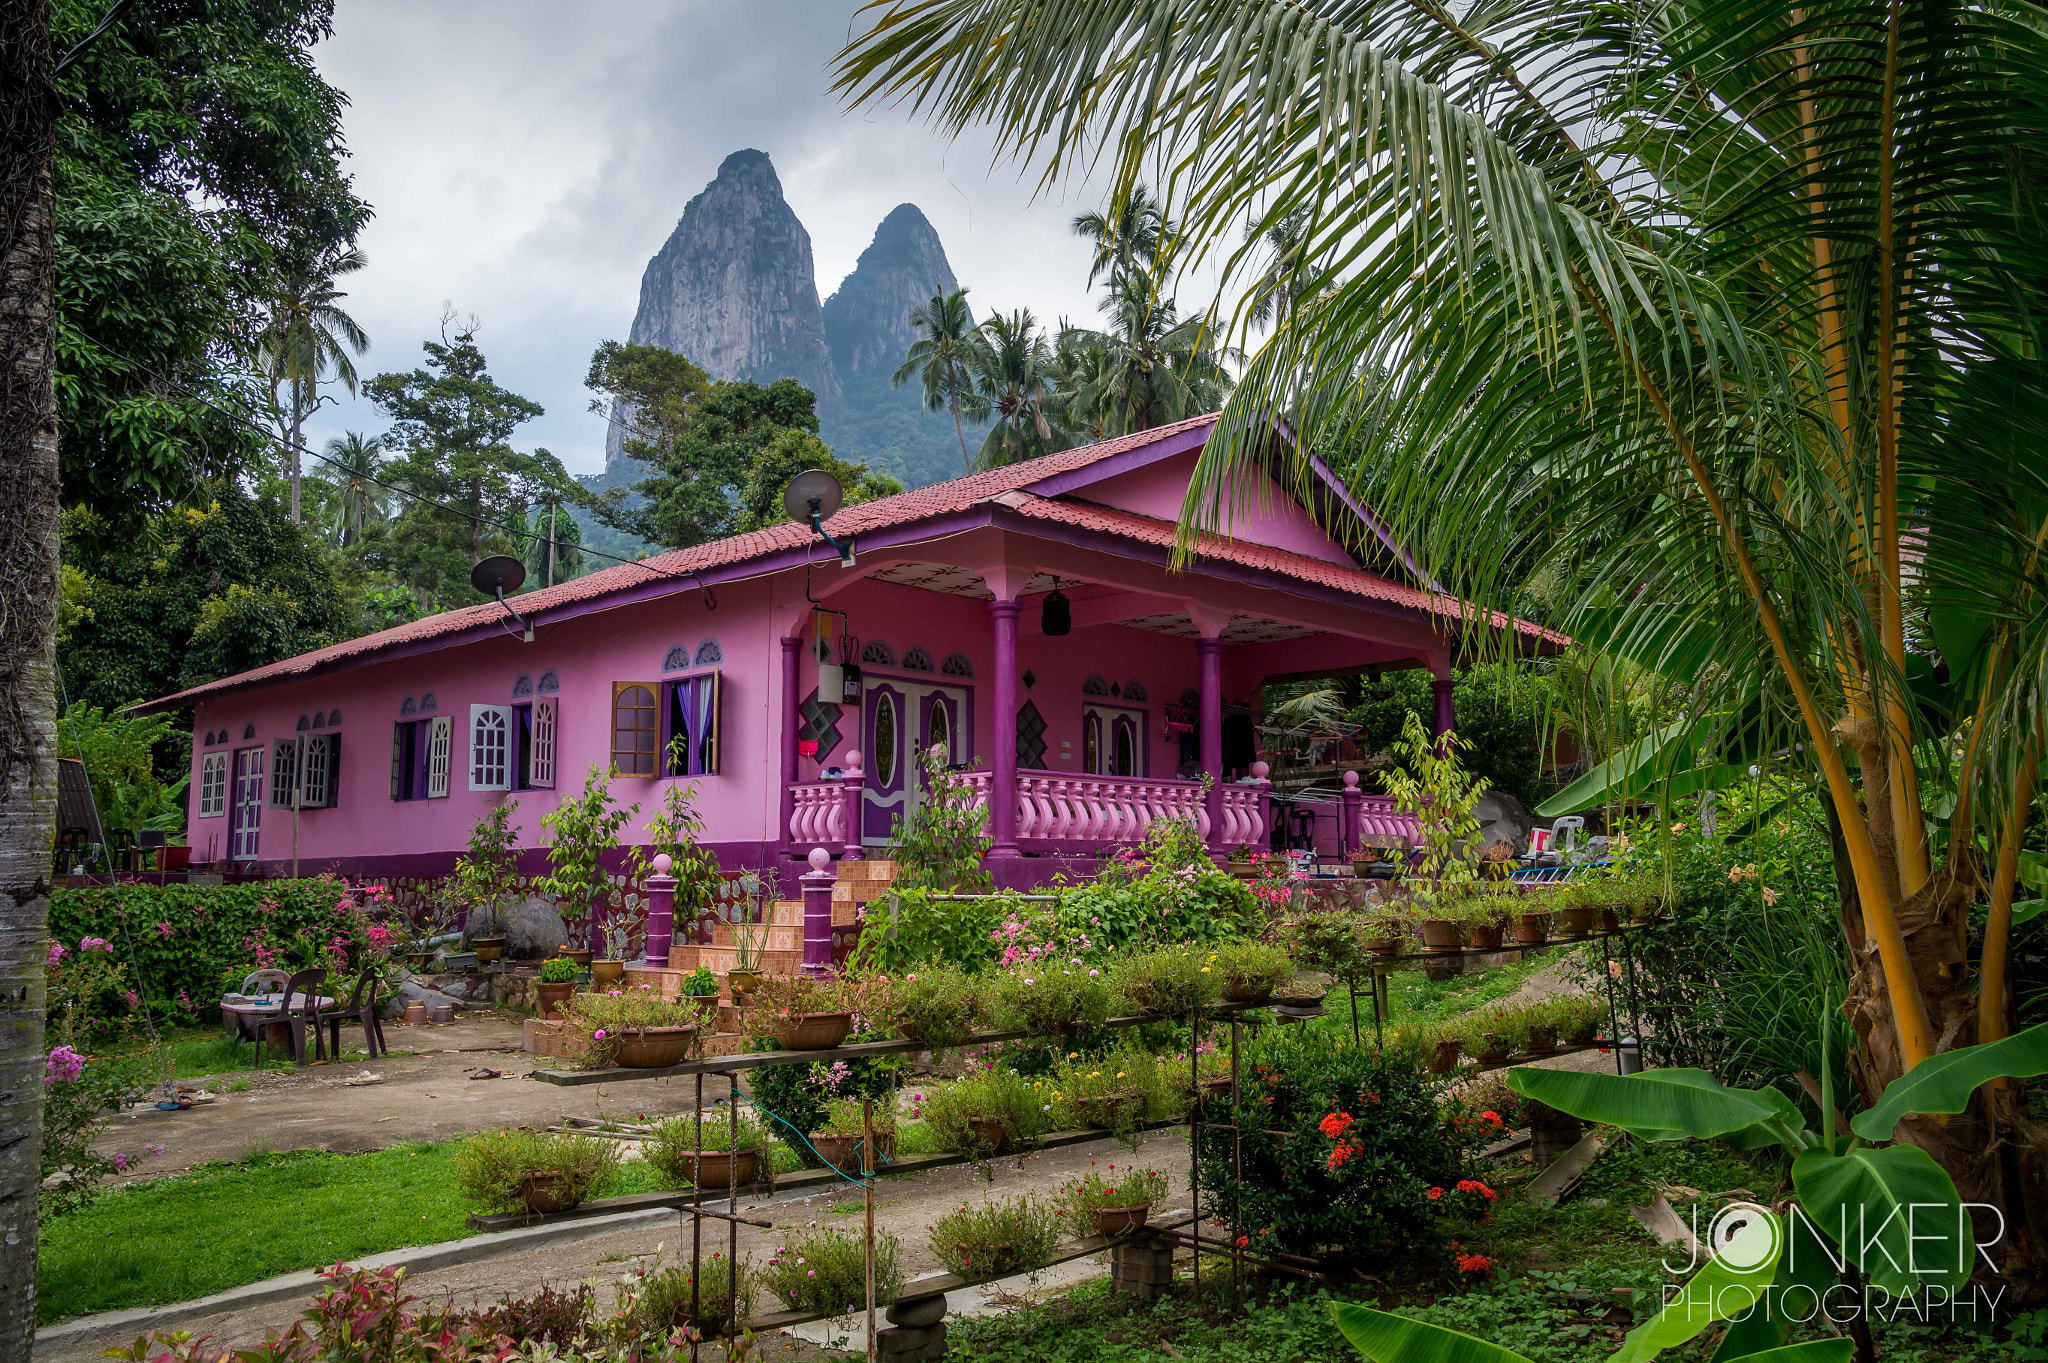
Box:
[530,697,557,788]
[427,715,452,798]
[198,752,228,818]
[269,739,301,808]
[301,733,340,808]
[469,705,511,791]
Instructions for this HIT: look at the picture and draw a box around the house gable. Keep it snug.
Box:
[1062,448,1358,569]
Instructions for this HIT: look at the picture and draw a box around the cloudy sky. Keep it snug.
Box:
[305,0,1165,476]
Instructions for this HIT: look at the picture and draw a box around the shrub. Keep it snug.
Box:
[927,1195,1060,1278]
[845,885,1009,974]
[988,963,1113,1038]
[1207,942,1294,1000]
[1052,819,1260,955]
[762,1226,904,1316]
[889,742,993,892]
[916,1064,1055,1156]
[626,1251,753,1337]
[454,1130,622,1214]
[746,1040,902,1163]
[817,1095,896,1136]
[1191,1027,1474,1259]
[1107,948,1219,1018]
[460,1281,597,1348]
[646,1110,772,1167]
[750,972,869,1020]
[1055,1164,1171,1230]
[887,964,979,1049]
[538,956,578,984]
[1045,1044,1187,1140]
[680,965,719,997]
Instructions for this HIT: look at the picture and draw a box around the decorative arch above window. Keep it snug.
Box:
[399,696,417,717]
[243,723,257,740]
[512,674,535,698]
[537,669,561,694]
[311,712,327,730]
[296,714,312,732]
[328,708,343,726]
[419,692,437,713]
[941,652,974,679]
[202,730,215,746]
[694,639,722,666]
[1081,674,1110,697]
[860,639,895,667]
[1123,680,1148,703]
[662,645,690,672]
[901,646,935,673]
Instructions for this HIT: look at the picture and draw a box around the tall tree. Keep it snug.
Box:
[735,428,902,533]
[1072,183,1169,291]
[1245,207,1315,333]
[315,431,387,548]
[967,308,1067,468]
[257,244,369,522]
[1058,271,1231,438]
[0,2,60,1348]
[837,0,2048,1272]
[892,287,986,473]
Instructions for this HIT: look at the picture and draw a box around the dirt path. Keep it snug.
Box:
[41,1127,1193,1362]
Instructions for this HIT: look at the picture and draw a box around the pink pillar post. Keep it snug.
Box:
[1432,676,1455,739]
[839,750,865,862]
[1339,771,1362,858]
[1252,760,1273,856]
[988,600,1021,857]
[642,853,675,968]
[779,636,802,851]
[800,847,835,977]
[1198,637,1223,849]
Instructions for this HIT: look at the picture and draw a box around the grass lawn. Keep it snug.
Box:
[157,1025,390,1081]
[1313,944,1570,1043]
[36,1142,666,1325]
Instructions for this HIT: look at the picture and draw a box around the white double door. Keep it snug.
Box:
[859,678,972,846]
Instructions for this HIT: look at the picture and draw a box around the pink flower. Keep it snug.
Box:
[593,1029,607,1040]
[122,989,139,1006]
[112,1153,129,1172]
[45,941,65,968]
[155,921,173,939]
[44,1045,84,1087]
[79,937,110,953]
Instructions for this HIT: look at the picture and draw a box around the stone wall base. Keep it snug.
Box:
[1109,1236,1177,1298]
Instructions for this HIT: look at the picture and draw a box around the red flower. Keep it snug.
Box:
[1456,1252,1494,1274]
[1317,1112,1354,1138]
[1480,1110,1503,1127]
[1234,1235,1249,1248]
[1456,1179,1497,1201]
[1426,1186,1444,1201]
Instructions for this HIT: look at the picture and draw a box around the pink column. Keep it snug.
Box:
[988,600,1021,857]
[1432,676,1455,738]
[642,853,675,968]
[1339,770,1362,858]
[1252,760,1274,856]
[800,846,836,977]
[839,749,865,862]
[779,636,801,851]
[1198,636,1223,849]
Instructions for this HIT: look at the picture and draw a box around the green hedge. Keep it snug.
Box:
[49,877,385,1023]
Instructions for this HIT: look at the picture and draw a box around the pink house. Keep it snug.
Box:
[140,414,1560,891]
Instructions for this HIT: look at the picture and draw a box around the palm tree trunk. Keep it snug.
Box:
[289,384,305,523]
[950,388,970,474]
[0,2,61,1347]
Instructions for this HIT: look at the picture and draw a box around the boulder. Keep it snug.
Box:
[1471,790,1534,853]
[469,895,569,959]
[381,978,468,1018]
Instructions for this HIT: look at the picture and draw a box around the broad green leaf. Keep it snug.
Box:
[1791,1146,1969,1294]
[1850,1021,2048,1140]
[1612,1206,1782,1362]
[1711,1211,1843,1361]
[1331,1303,1532,1363]
[2019,851,2048,891]
[1536,716,1693,817]
[2013,900,2048,927]
[1507,1067,1788,1142]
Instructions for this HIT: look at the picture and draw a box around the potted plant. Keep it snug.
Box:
[753,973,863,1051]
[810,1096,896,1171]
[454,803,521,963]
[1361,907,1408,957]
[989,964,1114,1038]
[1380,710,1490,944]
[537,764,639,960]
[1551,884,1596,938]
[646,1111,773,1191]
[889,965,979,1050]
[726,869,775,1003]
[625,1250,754,1339]
[593,918,631,988]
[536,956,578,1018]
[764,1227,905,1316]
[1465,890,1513,951]
[455,1129,621,1217]
[1514,903,1552,945]
[1057,1165,1170,1238]
[1557,994,1605,1046]
[927,1195,1060,1279]
[1414,890,1465,954]
[1524,1006,1560,1055]
[567,987,699,1068]
[1208,941,1294,1004]
[917,1066,1054,1158]
[680,964,721,1024]
[632,766,726,959]
[1107,947,1220,1020]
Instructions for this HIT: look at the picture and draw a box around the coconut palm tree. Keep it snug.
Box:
[1061,269,1232,438]
[317,432,388,548]
[892,286,987,474]
[257,244,370,522]
[968,308,1068,468]
[837,0,2048,1272]
[1245,207,1316,333]
[1072,182,1169,291]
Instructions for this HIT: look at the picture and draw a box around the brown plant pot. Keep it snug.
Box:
[1430,1037,1465,1075]
[431,1003,454,1025]
[1195,1075,1234,1106]
[1092,1205,1152,1238]
[949,1240,1029,1277]
[677,1149,760,1189]
[726,969,763,1002]
[522,1170,580,1214]
[1223,980,1275,1005]
[1366,937,1404,957]
[1075,1093,1139,1129]
[536,980,574,1019]
[1418,919,1464,953]
[1514,912,1551,945]
[1467,923,1504,950]
[1555,907,1595,938]
[591,959,624,987]
[402,1001,427,1026]
[470,936,505,963]
[964,1117,1012,1154]
[610,1025,698,1068]
[561,948,592,967]
[773,1011,853,1051]
[1565,1022,1601,1047]
[1600,908,1621,932]
[811,1131,895,1171]
[1476,1033,1511,1065]
[1525,1024,1558,1055]
[1351,858,1378,878]
[1630,904,1664,925]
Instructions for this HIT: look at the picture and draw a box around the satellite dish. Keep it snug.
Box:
[471,555,528,598]
[783,469,845,524]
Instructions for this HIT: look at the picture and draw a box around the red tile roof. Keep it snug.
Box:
[135,412,1557,710]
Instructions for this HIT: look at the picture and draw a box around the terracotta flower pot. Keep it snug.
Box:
[430,1003,454,1025]
[1514,912,1551,945]
[811,1131,894,1171]
[1565,1021,1601,1047]
[1600,908,1621,932]
[591,959,625,987]
[561,948,592,967]
[1525,1024,1558,1055]
[1430,1037,1464,1075]
[1092,1205,1151,1237]
[536,980,574,1019]
[522,1170,579,1214]
[402,1001,427,1026]
[1366,936,1404,957]
[1466,923,1504,950]
[1223,980,1275,1005]
[1075,1093,1139,1129]
[1195,1076,1234,1107]
[727,969,763,1002]
[773,1011,853,1051]
[1476,1033,1511,1065]
[964,1117,1012,1154]
[1418,918,1463,953]
[470,936,505,963]
[678,1149,760,1189]
[609,1025,698,1068]
[1555,907,1595,938]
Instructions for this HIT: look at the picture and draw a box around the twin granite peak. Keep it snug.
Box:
[603,147,970,489]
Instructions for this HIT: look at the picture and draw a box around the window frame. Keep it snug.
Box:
[660,669,722,778]
[469,704,513,792]
[197,751,229,818]
[611,681,660,778]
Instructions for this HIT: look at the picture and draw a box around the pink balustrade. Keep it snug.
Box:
[1355,794,1421,844]
[786,781,845,846]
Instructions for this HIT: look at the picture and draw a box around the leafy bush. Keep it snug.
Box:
[1045,1044,1187,1139]
[1207,941,1294,1000]
[1107,947,1220,1018]
[565,986,698,1032]
[538,956,578,984]
[915,1064,1055,1155]
[817,1095,896,1136]
[1055,1165,1171,1228]
[460,1281,598,1349]
[644,1112,773,1174]
[762,1226,904,1316]
[1052,819,1259,955]
[750,971,869,1019]
[886,964,980,1049]
[1191,1027,1478,1259]
[746,1040,902,1161]
[49,877,387,1025]
[625,1251,753,1338]
[679,965,719,997]
[844,884,1010,974]
[989,961,1115,1038]
[927,1195,1061,1278]
[453,1130,622,1214]
[889,741,993,892]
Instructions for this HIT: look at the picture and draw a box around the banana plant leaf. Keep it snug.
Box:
[1712,1212,1846,1361]
[1610,1208,1782,1362]
[1849,1021,2048,1141]
[1505,1067,1792,1142]
[1330,1304,1534,1363]
[2013,900,2046,927]
[1790,1145,1969,1294]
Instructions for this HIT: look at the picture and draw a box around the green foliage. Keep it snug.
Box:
[914,1064,1056,1156]
[844,885,1009,974]
[1347,664,1557,810]
[1381,711,1490,902]
[536,766,639,947]
[927,1195,1062,1278]
[625,1249,753,1338]
[990,962,1116,1038]
[644,1113,773,1183]
[453,802,522,939]
[889,742,994,893]
[1207,941,1295,1000]
[679,966,719,998]
[1046,1043,1188,1140]
[55,703,184,837]
[537,957,578,984]
[632,774,722,927]
[453,1130,622,1215]
[1108,947,1221,1018]
[1055,1165,1171,1226]
[1052,818,1260,956]
[762,1226,904,1317]
[885,964,982,1050]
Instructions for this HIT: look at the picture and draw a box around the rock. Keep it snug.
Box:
[884,1290,948,1328]
[1472,790,1534,853]
[824,204,962,377]
[470,895,568,959]
[382,979,467,1018]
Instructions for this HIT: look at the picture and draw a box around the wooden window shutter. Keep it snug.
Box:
[469,705,511,791]
[269,738,300,808]
[610,682,658,777]
[426,715,452,798]
[300,733,332,808]
[530,697,557,789]
[701,671,721,774]
[390,723,406,798]
[321,733,341,807]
